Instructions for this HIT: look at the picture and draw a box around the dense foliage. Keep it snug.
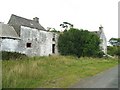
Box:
[58,28,102,57]
[107,46,120,56]
[109,38,120,46]
[108,38,120,57]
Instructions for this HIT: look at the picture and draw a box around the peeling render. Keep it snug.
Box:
[16,26,59,56]
[0,24,59,56]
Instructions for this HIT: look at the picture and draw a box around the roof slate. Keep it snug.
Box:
[8,14,46,31]
[0,23,19,39]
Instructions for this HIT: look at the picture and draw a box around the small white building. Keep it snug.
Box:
[0,23,20,52]
[92,25,107,54]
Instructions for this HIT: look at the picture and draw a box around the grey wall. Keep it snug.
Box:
[17,26,59,56]
[0,25,59,56]
[99,31,107,54]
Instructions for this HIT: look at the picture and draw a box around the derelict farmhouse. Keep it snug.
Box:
[0,14,107,56]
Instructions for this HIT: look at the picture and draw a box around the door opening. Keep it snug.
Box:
[52,44,55,54]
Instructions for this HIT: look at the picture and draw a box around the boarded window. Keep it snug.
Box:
[52,44,55,53]
[26,43,31,48]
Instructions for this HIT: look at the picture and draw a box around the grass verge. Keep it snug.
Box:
[2,56,118,88]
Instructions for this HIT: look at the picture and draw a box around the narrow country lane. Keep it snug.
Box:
[71,65,119,88]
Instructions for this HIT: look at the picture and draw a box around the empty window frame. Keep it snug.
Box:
[26,43,31,48]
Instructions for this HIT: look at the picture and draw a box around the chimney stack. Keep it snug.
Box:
[99,25,103,30]
[33,17,39,23]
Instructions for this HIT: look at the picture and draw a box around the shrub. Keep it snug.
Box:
[58,28,101,58]
[0,51,28,60]
[96,51,105,58]
[107,46,119,56]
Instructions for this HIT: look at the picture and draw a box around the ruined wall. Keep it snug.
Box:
[18,26,58,56]
[52,33,59,55]
[0,25,59,56]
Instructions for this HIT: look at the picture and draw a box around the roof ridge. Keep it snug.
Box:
[8,14,46,32]
[11,14,34,22]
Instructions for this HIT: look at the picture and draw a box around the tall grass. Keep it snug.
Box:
[2,56,118,88]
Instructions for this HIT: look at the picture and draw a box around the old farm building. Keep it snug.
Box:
[0,14,59,56]
[0,14,107,56]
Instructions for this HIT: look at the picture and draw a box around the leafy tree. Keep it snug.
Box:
[50,29,60,33]
[60,22,74,31]
[108,38,120,57]
[109,38,120,46]
[47,27,60,33]
[58,28,101,58]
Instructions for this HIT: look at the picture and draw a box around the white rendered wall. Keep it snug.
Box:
[19,26,55,56]
[0,38,19,52]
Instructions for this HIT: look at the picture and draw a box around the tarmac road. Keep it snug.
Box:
[71,65,119,88]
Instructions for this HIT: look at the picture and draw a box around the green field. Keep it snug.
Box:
[2,56,118,88]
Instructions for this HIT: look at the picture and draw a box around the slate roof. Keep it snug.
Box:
[8,14,46,35]
[0,23,20,39]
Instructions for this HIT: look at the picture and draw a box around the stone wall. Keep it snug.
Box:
[0,25,59,56]
[17,26,59,56]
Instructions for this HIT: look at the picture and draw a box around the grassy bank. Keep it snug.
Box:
[2,56,118,88]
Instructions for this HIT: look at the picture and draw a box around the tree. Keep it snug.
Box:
[108,38,120,57]
[60,22,74,31]
[63,22,74,28]
[58,28,101,58]
[107,46,118,56]
[109,38,120,46]
[47,27,60,33]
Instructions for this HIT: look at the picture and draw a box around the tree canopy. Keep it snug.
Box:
[58,28,102,58]
[60,22,74,31]
[109,38,120,46]
[108,38,120,57]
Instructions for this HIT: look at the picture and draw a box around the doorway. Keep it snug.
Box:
[52,44,55,54]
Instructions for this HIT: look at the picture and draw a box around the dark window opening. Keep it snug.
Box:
[35,38,37,41]
[52,33,55,41]
[52,44,55,54]
[52,38,55,41]
[26,43,31,48]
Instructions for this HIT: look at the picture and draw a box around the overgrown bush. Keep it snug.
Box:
[0,51,28,60]
[107,46,119,56]
[96,51,105,58]
[58,28,101,58]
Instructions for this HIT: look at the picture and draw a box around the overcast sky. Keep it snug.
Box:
[0,0,119,43]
